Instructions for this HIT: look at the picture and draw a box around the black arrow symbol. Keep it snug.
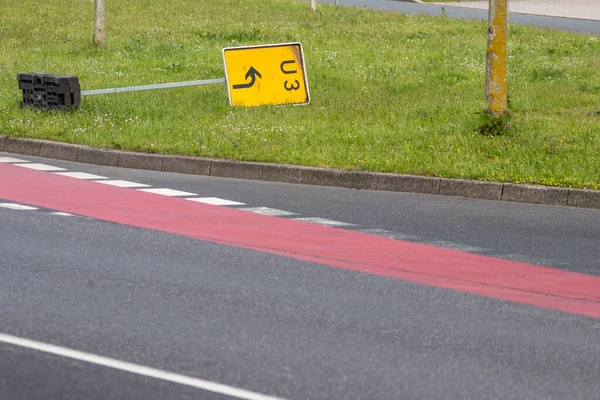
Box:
[232,67,262,89]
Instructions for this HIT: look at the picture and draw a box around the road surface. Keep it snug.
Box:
[1,153,599,399]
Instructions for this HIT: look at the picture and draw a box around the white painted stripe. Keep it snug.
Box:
[426,241,487,253]
[0,333,285,400]
[96,180,151,188]
[292,217,355,227]
[51,212,74,216]
[187,197,246,206]
[241,207,297,217]
[17,163,66,172]
[358,229,418,241]
[138,188,198,197]
[359,231,486,251]
[0,157,29,163]
[0,203,38,211]
[491,253,554,266]
[54,172,108,180]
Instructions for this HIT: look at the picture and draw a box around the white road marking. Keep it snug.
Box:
[0,157,29,163]
[491,253,555,267]
[16,163,66,172]
[292,217,356,227]
[96,180,151,188]
[426,240,487,253]
[187,197,246,206]
[138,188,198,197]
[241,207,297,217]
[51,212,74,216]
[358,229,418,240]
[54,172,108,180]
[359,231,487,252]
[0,203,38,211]
[0,333,285,400]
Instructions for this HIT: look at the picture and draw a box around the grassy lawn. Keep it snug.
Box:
[1,0,599,189]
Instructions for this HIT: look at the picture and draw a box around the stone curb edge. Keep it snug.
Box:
[1,136,599,210]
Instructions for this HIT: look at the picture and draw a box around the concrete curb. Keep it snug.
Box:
[439,179,503,201]
[1,136,600,210]
[502,184,570,206]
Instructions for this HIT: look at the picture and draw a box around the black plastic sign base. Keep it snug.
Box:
[18,72,81,111]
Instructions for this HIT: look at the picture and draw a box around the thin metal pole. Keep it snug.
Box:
[81,78,226,96]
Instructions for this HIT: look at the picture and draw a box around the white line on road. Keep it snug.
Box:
[0,157,29,163]
[0,333,286,400]
[426,240,487,254]
[491,253,556,267]
[51,212,74,216]
[96,180,151,188]
[0,203,38,211]
[16,163,67,172]
[241,207,297,217]
[187,197,246,206]
[358,229,418,241]
[54,172,108,180]
[138,188,198,197]
[293,217,355,227]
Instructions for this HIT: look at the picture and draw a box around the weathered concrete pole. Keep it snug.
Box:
[486,0,508,116]
[94,0,106,46]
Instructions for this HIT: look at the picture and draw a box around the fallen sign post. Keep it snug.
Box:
[17,42,309,110]
[17,73,226,111]
[81,78,226,96]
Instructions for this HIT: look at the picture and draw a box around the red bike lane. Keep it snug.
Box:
[2,161,599,319]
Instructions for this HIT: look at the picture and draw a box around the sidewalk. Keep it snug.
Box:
[432,0,600,21]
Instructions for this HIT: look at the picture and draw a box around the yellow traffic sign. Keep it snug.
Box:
[222,42,310,107]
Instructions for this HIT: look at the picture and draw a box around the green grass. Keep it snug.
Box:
[1,0,599,189]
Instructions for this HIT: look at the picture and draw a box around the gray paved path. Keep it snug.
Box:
[433,0,600,21]
[318,0,600,34]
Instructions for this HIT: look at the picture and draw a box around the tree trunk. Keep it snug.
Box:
[485,0,508,116]
[94,0,106,46]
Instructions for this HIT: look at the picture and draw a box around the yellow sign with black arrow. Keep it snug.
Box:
[222,42,310,107]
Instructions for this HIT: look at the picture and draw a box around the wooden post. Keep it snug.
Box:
[94,0,106,46]
[485,0,508,116]
[311,0,316,12]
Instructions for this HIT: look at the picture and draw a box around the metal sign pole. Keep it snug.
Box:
[81,78,225,96]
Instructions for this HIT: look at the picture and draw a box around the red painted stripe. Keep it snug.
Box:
[2,162,600,318]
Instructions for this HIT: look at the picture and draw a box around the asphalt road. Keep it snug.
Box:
[5,153,600,274]
[1,153,600,399]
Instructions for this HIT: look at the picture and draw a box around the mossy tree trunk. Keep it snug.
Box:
[485,0,508,116]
